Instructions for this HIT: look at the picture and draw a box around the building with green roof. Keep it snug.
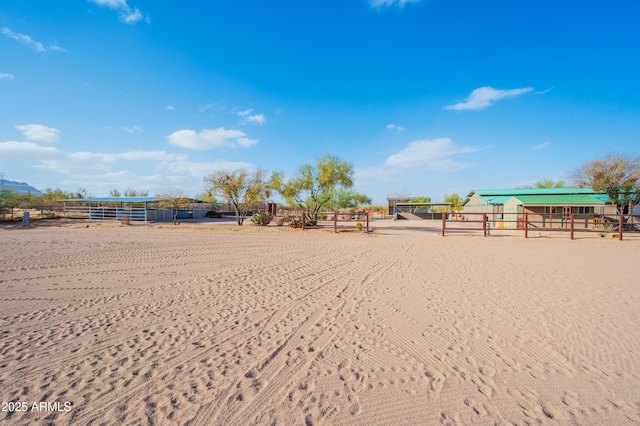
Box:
[462,188,615,228]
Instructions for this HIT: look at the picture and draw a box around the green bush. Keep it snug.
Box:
[205,210,223,218]
[250,211,273,226]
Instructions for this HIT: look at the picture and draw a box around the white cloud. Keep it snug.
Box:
[1,27,65,52]
[166,105,176,111]
[386,123,405,132]
[237,108,266,125]
[167,128,258,150]
[246,114,266,125]
[15,124,60,143]
[385,137,480,170]
[0,73,15,80]
[89,0,149,24]
[0,141,59,156]
[444,86,534,111]
[532,141,552,151]
[369,0,421,7]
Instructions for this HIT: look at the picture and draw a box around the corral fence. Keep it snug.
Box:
[0,205,65,222]
[274,209,371,233]
[442,212,640,240]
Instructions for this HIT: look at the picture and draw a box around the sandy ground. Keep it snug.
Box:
[1,219,639,425]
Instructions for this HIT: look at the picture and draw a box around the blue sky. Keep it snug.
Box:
[1,0,639,203]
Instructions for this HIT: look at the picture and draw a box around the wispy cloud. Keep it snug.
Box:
[15,124,60,143]
[385,137,481,170]
[444,86,534,111]
[1,27,65,52]
[369,0,421,8]
[0,73,15,80]
[166,105,176,111]
[163,158,253,177]
[532,141,552,151]
[89,0,150,24]
[237,109,266,125]
[386,123,405,132]
[199,102,225,113]
[0,141,59,158]
[0,139,255,195]
[121,126,143,134]
[166,128,258,150]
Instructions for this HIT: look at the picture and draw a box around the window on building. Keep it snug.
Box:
[577,206,594,214]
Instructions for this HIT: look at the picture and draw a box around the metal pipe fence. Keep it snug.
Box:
[442,212,640,240]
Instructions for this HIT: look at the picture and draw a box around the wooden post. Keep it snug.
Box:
[619,214,624,240]
[524,212,528,238]
[570,213,574,240]
[482,213,487,237]
[442,212,446,236]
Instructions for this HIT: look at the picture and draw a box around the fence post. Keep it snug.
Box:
[442,213,446,236]
[366,211,369,233]
[482,213,487,237]
[302,211,305,230]
[570,213,574,240]
[619,214,624,241]
[524,212,528,238]
[334,211,337,233]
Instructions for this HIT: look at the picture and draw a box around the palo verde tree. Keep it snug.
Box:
[325,188,372,211]
[443,193,464,211]
[271,154,354,219]
[570,153,640,216]
[204,168,271,225]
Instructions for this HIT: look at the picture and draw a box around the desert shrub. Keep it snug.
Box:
[355,221,362,229]
[250,211,273,226]
[317,213,327,220]
[275,217,286,226]
[288,215,302,228]
[205,210,223,218]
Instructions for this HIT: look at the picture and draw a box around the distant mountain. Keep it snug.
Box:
[0,179,43,196]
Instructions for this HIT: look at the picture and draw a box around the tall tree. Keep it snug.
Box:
[571,153,640,216]
[204,168,271,225]
[158,189,190,225]
[443,193,463,210]
[517,179,565,189]
[535,179,565,188]
[272,154,354,218]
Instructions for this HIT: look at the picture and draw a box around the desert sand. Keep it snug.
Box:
[1,220,639,425]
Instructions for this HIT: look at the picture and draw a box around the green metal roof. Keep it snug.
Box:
[476,195,513,205]
[507,195,605,205]
[468,188,598,197]
[61,197,164,203]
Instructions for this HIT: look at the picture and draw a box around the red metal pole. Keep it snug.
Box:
[619,214,624,240]
[302,210,305,230]
[570,213,574,240]
[366,211,369,233]
[334,211,337,233]
[524,212,528,238]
